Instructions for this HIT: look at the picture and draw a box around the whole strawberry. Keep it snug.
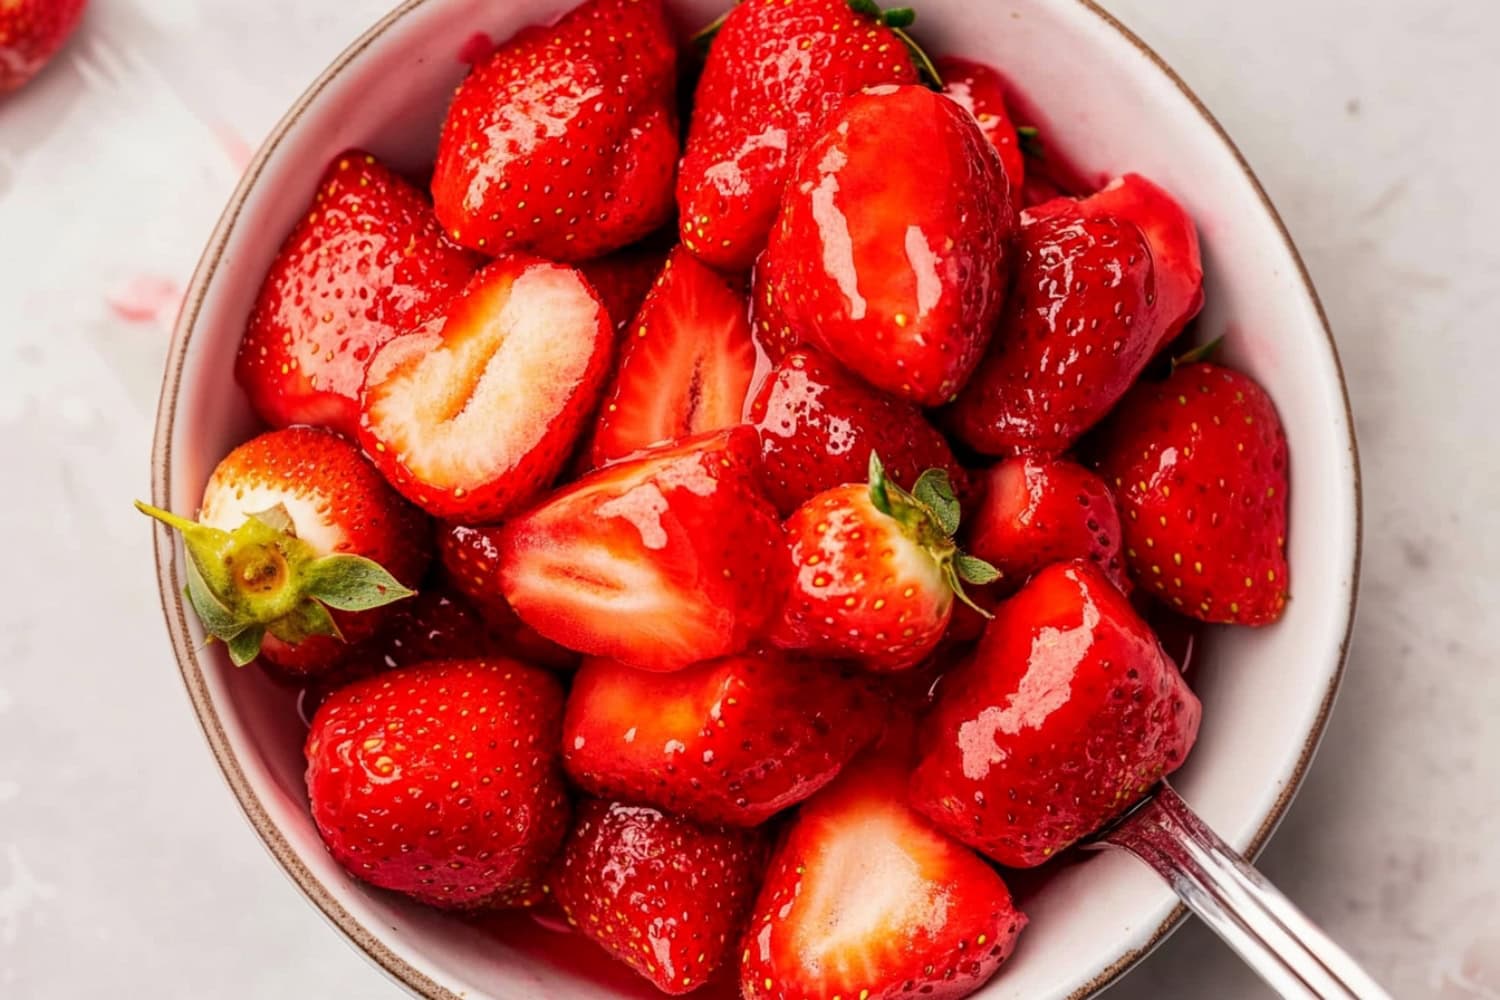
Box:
[306,659,570,909]
[359,254,613,521]
[937,55,1026,190]
[235,151,477,438]
[967,455,1130,594]
[763,84,1012,405]
[750,348,966,515]
[910,560,1202,867]
[0,0,86,93]
[136,427,429,674]
[948,210,1157,456]
[563,650,883,825]
[772,456,998,672]
[677,0,920,271]
[549,799,764,994]
[1093,361,1290,624]
[431,0,678,260]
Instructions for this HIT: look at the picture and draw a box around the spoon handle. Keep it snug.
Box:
[1090,782,1391,1000]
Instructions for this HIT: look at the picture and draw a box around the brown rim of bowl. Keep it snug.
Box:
[148,1,1363,997]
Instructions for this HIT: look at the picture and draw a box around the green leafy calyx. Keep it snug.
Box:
[136,500,413,667]
[866,454,997,616]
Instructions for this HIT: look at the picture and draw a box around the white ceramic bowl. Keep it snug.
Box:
[147,1,1361,997]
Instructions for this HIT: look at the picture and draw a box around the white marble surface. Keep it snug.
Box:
[0,0,1495,997]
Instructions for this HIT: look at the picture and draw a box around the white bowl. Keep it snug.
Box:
[147,0,1361,997]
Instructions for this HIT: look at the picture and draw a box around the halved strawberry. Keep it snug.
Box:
[562,649,884,825]
[590,246,756,466]
[136,427,430,675]
[235,151,477,438]
[1029,173,1204,352]
[498,428,783,671]
[548,799,765,994]
[359,255,612,521]
[967,455,1130,594]
[740,754,1026,1000]
[749,348,966,515]
[436,524,580,669]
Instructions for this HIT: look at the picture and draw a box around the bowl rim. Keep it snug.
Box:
[147,1,1363,997]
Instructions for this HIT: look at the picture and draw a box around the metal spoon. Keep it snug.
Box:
[1084,781,1392,999]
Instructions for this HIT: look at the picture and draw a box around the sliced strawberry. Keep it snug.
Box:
[138,427,430,675]
[305,659,570,909]
[591,246,757,466]
[762,84,1012,405]
[1093,361,1290,625]
[749,348,966,515]
[549,799,765,994]
[1029,173,1204,352]
[359,255,612,521]
[562,649,883,826]
[938,56,1025,191]
[947,211,1158,456]
[740,754,1026,1000]
[436,524,580,669]
[431,0,678,260]
[968,455,1130,594]
[235,151,477,438]
[910,561,1202,867]
[577,239,672,334]
[499,428,783,671]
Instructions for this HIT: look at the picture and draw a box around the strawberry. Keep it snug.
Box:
[590,246,757,467]
[909,560,1202,867]
[771,456,998,672]
[677,0,920,271]
[430,0,678,260]
[748,251,804,364]
[967,455,1130,593]
[947,211,1158,456]
[305,659,570,909]
[937,56,1025,191]
[1031,174,1204,352]
[1092,361,1290,625]
[235,151,477,438]
[740,753,1026,1000]
[762,84,1012,405]
[562,649,884,825]
[498,428,783,671]
[436,524,581,669]
[578,239,672,333]
[548,799,765,994]
[359,254,613,521]
[0,0,86,93]
[749,348,966,515]
[136,427,429,674]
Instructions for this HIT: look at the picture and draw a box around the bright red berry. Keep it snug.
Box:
[938,55,1026,191]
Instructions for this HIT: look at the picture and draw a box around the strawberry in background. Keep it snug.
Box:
[431,0,679,260]
[677,0,920,271]
[0,0,87,93]
[938,56,1026,191]
[235,151,477,438]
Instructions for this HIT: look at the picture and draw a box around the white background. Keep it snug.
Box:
[0,0,1495,997]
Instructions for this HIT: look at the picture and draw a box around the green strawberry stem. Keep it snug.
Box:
[1017,124,1043,159]
[1170,335,1224,370]
[844,0,943,89]
[867,454,998,616]
[690,7,731,49]
[135,500,414,667]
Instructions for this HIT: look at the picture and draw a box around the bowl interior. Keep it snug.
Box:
[153,1,1358,997]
